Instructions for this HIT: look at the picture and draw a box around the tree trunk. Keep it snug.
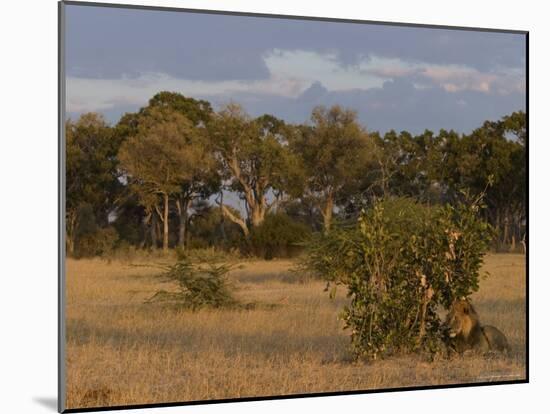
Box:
[510,235,516,252]
[495,210,501,251]
[250,203,266,227]
[150,211,158,249]
[162,193,169,251]
[66,211,76,256]
[321,193,334,232]
[227,156,269,230]
[503,211,510,248]
[65,213,76,256]
[140,212,151,249]
[178,197,190,249]
[66,237,75,257]
[218,192,228,244]
[155,215,162,247]
[221,204,249,237]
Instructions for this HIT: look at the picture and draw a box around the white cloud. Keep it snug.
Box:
[66,73,306,113]
[263,49,386,91]
[363,57,525,95]
[67,50,388,113]
[66,50,525,114]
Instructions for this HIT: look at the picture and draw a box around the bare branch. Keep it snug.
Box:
[154,204,164,222]
[218,203,249,237]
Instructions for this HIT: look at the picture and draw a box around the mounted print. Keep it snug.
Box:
[59,1,528,412]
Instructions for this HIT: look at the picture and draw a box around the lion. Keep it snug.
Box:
[445,299,510,353]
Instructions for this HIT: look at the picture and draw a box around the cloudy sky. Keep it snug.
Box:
[65,4,526,134]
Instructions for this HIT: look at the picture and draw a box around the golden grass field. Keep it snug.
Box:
[65,253,526,409]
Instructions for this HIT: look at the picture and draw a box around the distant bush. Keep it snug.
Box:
[249,213,312,259]
[113,210,143,246]
[146,258,237,310]
[189,206,246,251]
[303,196,493,360]
[75,227,119,258]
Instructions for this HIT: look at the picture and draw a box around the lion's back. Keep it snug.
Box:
[482,325,510,352]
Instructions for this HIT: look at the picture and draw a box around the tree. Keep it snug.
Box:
[115,92,217,250]
[118,107,211,251]
[66,113,122,255]
[187,204,245,250]
[303,197,493,359]
[368,129,444,204]
[148,93,218,249]
[174,165,219,250]
[147,91,213,127]
[431,112,526,249]
[208,104,303,237]
[291,105,375,231]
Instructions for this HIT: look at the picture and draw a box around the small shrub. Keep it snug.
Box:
[147,258,237,310]
[303,197,493,360]
[249,213,311,259]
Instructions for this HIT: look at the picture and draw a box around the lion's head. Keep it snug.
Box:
[445,299,480,339]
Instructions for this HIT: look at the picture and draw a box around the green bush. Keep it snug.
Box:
[249,213,311,259]
[147,258,237,310]
[303,197,493,360]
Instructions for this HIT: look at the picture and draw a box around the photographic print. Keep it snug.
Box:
[59,1,527,411]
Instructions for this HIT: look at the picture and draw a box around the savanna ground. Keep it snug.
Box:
[65,253,526,409]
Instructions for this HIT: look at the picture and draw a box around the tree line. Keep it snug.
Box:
[66,91,526,257]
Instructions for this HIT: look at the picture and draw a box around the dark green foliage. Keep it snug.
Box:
[364,112,526,251]
[208,104,305,236]
[428,113,526,250]
[147,91,213,126]
[188,206,245,250]
[304,197,493,360]
[249,213,311,259]
[290,105,375,231]
[75,227,119,258]
[75,203,98,236]
[72,203,119,258]
[147,259,237,310]
[65,97,524,258]
[66,113,123,255]
[112,200,146,246]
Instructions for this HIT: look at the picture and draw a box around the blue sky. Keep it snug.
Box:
[65,4,526,134]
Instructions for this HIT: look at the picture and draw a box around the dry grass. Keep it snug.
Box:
[65,254,526,409]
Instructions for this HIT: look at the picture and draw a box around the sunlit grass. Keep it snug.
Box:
[65,254,526,409]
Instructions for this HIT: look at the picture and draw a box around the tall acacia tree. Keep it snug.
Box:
[292,105,375,231]
[115,92,216,250]
[208,104,303,237]
[146,91,218,249]
[118,107,211,251]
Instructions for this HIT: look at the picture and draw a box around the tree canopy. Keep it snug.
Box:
[66,112,123,254]
[118,107,213,250]
[208,103,304,236]
[65,91,526,257]
[291,105,375,231]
